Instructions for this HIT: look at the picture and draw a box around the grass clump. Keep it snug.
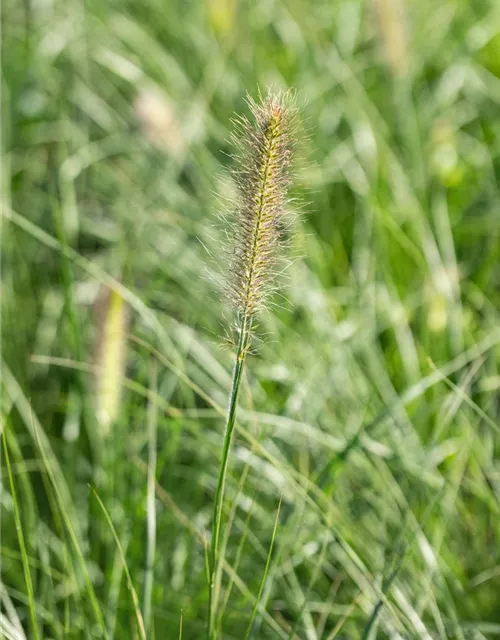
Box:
[2,0,500,638]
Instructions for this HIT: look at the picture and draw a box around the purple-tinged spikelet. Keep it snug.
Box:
[225,90,299,334]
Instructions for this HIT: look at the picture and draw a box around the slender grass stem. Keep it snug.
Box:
[208,317,250,639]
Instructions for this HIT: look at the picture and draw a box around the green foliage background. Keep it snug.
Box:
[2,0,500,637]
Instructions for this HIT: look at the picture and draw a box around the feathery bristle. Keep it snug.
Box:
[226,90,298,331]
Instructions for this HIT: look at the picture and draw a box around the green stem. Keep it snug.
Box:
[208,317,250,639]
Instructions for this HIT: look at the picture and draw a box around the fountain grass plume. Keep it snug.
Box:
[208,89,300,639]
[226,89,299,329]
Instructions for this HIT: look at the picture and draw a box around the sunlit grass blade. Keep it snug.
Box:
[143,358,158,636]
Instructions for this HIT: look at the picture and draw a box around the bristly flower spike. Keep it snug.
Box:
[208,89,299,639]
[226,89,299,346]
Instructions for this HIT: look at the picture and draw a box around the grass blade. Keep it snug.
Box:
[2,427,41,640]
[207,325,249,638]
[243,496,282,640]
[90,486,147,640]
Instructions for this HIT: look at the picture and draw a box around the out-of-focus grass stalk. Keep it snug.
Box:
[94,287,128,435]
[143,358,158,635]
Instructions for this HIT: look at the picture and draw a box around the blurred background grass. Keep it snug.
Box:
[2,0,500,637]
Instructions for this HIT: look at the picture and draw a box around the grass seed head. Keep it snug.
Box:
[225,89,299,336]
[93,287,129,434]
